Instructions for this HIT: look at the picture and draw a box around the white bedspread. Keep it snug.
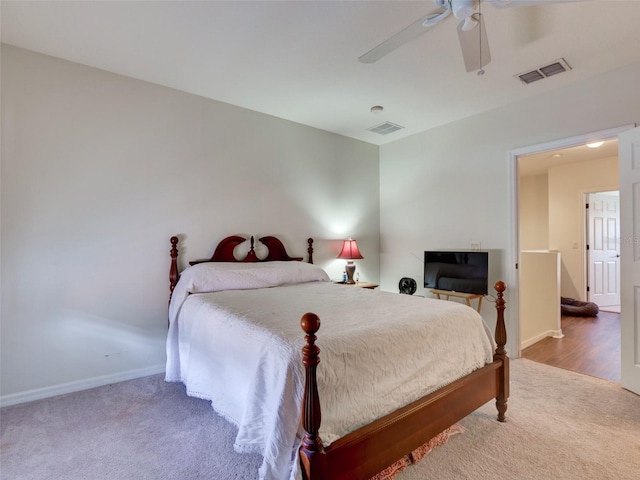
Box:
[165,262,494,480]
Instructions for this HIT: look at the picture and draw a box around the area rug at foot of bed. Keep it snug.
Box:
[369,424,465,480]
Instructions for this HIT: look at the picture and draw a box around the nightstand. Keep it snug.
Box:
[334,281,379,290]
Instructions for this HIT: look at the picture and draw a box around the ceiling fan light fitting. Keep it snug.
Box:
[452,0,478,21]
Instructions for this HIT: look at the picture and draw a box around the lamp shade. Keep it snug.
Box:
[337,238,364,260]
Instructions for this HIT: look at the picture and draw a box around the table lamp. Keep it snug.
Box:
[337,238,363,284]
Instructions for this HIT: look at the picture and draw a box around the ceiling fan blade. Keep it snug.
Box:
[358,8,452,64]
[457,13,491,72]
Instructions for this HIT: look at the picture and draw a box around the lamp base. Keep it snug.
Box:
[345,262,356,284]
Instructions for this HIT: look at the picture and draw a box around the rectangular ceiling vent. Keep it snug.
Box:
[368,121,404,135]
[515,58,571,85]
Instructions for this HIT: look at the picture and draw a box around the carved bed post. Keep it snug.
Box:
[299,313,327,480]
[493,281,509,422]
[169,236,180,305]
[307,238,314,264]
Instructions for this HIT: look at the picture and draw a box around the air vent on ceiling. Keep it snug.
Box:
[515,58,571,85]
[368,121,404,135]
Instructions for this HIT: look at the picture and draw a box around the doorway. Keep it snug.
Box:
[512,125,630,382]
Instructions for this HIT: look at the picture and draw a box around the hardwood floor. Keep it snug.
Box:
[521,311,620,382]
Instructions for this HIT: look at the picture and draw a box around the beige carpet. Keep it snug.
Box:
[1,359,638,480]
[397,359,639,480]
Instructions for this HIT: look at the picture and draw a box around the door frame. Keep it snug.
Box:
[508,124,634,358]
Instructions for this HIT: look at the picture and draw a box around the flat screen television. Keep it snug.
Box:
[424,251,488,295]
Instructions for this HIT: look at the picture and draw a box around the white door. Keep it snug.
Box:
[587,192,621,308]
[619,126,640,395]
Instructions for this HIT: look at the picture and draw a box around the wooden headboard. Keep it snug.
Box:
[169,235,314,303]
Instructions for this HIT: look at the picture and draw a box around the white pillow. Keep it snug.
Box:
[181,261,329,294]
[169,261,329,324]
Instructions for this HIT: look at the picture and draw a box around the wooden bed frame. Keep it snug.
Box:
[169,235,509,480]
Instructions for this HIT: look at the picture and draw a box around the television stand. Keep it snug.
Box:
[430,289,484,312]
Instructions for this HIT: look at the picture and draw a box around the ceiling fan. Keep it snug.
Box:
[358,0,579,74]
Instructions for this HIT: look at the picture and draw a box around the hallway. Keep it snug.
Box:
[521,311,620,382]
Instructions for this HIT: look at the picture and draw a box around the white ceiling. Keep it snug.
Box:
[518,138,619,176]
[2,0,640,146]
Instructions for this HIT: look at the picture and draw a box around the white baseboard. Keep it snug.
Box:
[0,364,166,408]
[521,329,564,350]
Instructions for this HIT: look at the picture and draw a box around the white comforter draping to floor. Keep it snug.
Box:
[165,262,494,480]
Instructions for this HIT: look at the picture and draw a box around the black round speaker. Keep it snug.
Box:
[398,277,417,295]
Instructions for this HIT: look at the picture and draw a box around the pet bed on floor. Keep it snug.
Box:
[561,297,599,317]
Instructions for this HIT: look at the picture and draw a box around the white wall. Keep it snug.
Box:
[548,156,619,299]
[0,45,380,404]
[379,61,640,355]
[519,174,549,251]
[519,250,562,349]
